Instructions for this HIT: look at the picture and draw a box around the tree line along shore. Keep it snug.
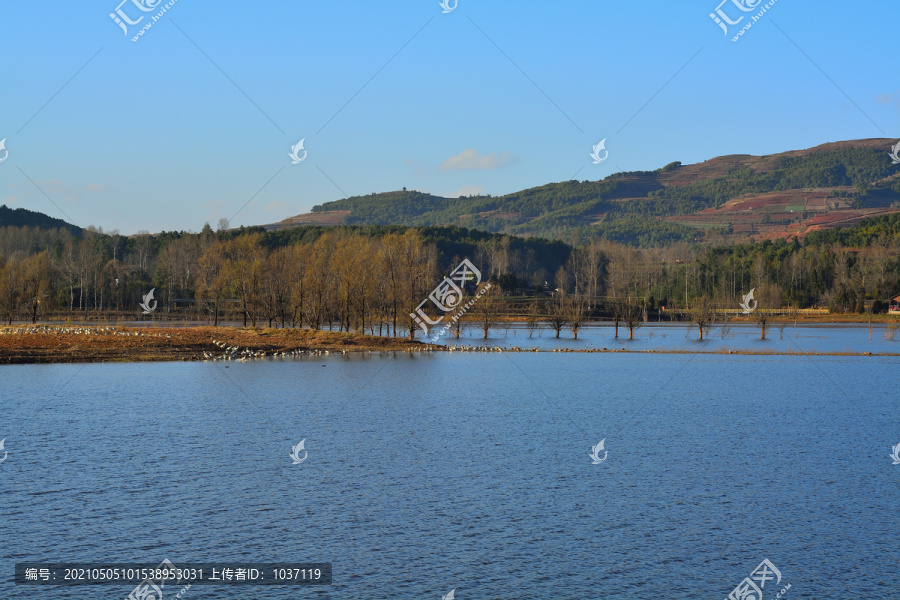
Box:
[0,214,899,340]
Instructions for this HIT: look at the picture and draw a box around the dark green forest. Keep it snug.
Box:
[0,205,82,235]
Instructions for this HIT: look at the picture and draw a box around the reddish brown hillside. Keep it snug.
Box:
[265,210,349,230]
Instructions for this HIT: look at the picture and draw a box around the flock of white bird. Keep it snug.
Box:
[0,325,169,338]
[202,339,354,362]
[0,326,628,357]
[443,344,628,352]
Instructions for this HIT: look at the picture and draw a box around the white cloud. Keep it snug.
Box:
[439,148,515,171]
[84,182,108,192]
[875,92,900,109]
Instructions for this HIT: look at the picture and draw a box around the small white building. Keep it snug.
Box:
[889,293,900,314]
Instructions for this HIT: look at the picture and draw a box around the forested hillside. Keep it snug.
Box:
[273,139,900,246]
[0,205,81,235]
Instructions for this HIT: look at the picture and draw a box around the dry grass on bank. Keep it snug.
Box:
[0,325,428,365]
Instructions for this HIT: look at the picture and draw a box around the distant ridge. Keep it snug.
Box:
[0,204,81,235]
[267,138,900,246]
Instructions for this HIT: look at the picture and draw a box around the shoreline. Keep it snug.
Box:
[0,325,428,365]
[0,324,897,365]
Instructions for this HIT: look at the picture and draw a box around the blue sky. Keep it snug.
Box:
[1,0,898,234]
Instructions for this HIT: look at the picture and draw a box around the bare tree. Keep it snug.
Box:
[196,241,228,326]
[224,234,264,327]
[754,310,770,340]
[0,255,20,324]
[605,244,644,339]
[776,318,789,340]
[787,304,800,327]
[398,230,438,340]
[102,258,126,312]
[473,282,500,339]
[567,293,587,339]
[287,244,308,329]
[719,315,732,338]
[621,297,644,340]
[690,296,715,341]
[546,290,567,338]
[260,247,293,327]
[132,232,155,273]
[606,258,626,339]
[20,252,50,324]
[525,300,542,338]
[57,240,80,312]
[448,286,470,339]
[303,233,336,331]
[333,237,359,332]
[753,283,782,340]
[574,240,606,307]
[381,234,404,335]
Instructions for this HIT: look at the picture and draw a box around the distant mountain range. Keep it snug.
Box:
[4,139,899,249]
[268,138,900,247]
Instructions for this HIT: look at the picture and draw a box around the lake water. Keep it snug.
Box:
[434,322,900,355]
[1,344,898,599]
